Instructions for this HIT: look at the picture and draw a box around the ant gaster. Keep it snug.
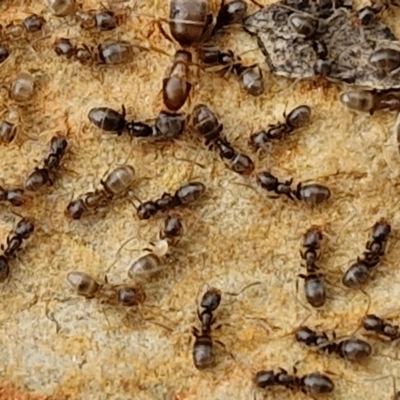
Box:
[250,105,311,149]
[256,171,331,206]
[65,165,136,219]
[295,325,372,361]
[128,215,184,279]
[342,218,391,289]
[254,368,334,395]
[0,218,34,282]
[299,225,326,308]
[25,135,68,192]
[67,271,146,307]
[192,287,221,369]
[135,182,205,220]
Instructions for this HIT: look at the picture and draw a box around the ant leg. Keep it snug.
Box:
[157,20,174,43]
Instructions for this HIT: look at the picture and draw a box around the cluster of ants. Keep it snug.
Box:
[2,0,400,398]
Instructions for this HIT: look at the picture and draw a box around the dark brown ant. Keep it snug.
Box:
[67,271,146,307]
[342,218,391,289]
[362,313,400,342]
[295,325,372,361]
[192,287,221,369]
[396,112,400,155]
[254,368,334,395]
[0,14,45,43]
[190,104,254,174]
[88,106,185,139]
[340,89,400,115]
[0,186,26,207]
[128,214,184,279]
[135,182,205,220]
[215,137,255,175]
[256,171,331,206]
[53,38,166,66]
[199,46,264,96]
[75,8,125,31]
[299,225,326,308]
[163,50,193,111]
[25,135,68,192]
[249,105,311,150]
[0,218,34,282]
[65,165,136,220]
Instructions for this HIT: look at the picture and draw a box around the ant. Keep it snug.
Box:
[212,0,248,35]
[25,135,68,192]
[199,46,264,96]
[190,104,255,175]
[0,44,9,64]
[128,214,184,279]
[295,325,372,361]
[0,14,45,43]
[192,287,221,369]
[67,271,146,307]
[254,368,334,395]
[0,186,26,207]
[65,164,136,220]
[249,105,311,150]
[135,181,205,220]
[256,171,331,206]
[0,218,34,282]
[396,111,400,155]
[53,38,167,66]
[299,225,326,308]
[46,0,127,30]
[342,218,391,289]
[340,89,400,115]
[362,313,400,342]
[88,106,185,139]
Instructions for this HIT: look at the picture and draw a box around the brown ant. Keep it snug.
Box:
[192,287,221,369]
[0,186,26,207]
[0,44,9,64]
[199,46,264,96]
[299,225,326,308]
[25,135,68,192]
[0,14,45,44]
[190,104,255,175]
[0,218,34,282]
[342,218,391,289]
[362,313,400,342]
[128,214,184,279]
[88,105,185,139]
[249,105,311,150]
[395,111,400,156]
[256,171,331,206]
[340,89,400,115]
[295,325,372,361]
[65,164,136,220]
[53,38,167,66]
[135,181,205,220]
[67,271,146,307]
[254,368,334,395]
[163,50,193,111]
[10,72,35,103]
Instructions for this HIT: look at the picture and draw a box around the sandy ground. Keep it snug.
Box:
[1,0,400,399]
